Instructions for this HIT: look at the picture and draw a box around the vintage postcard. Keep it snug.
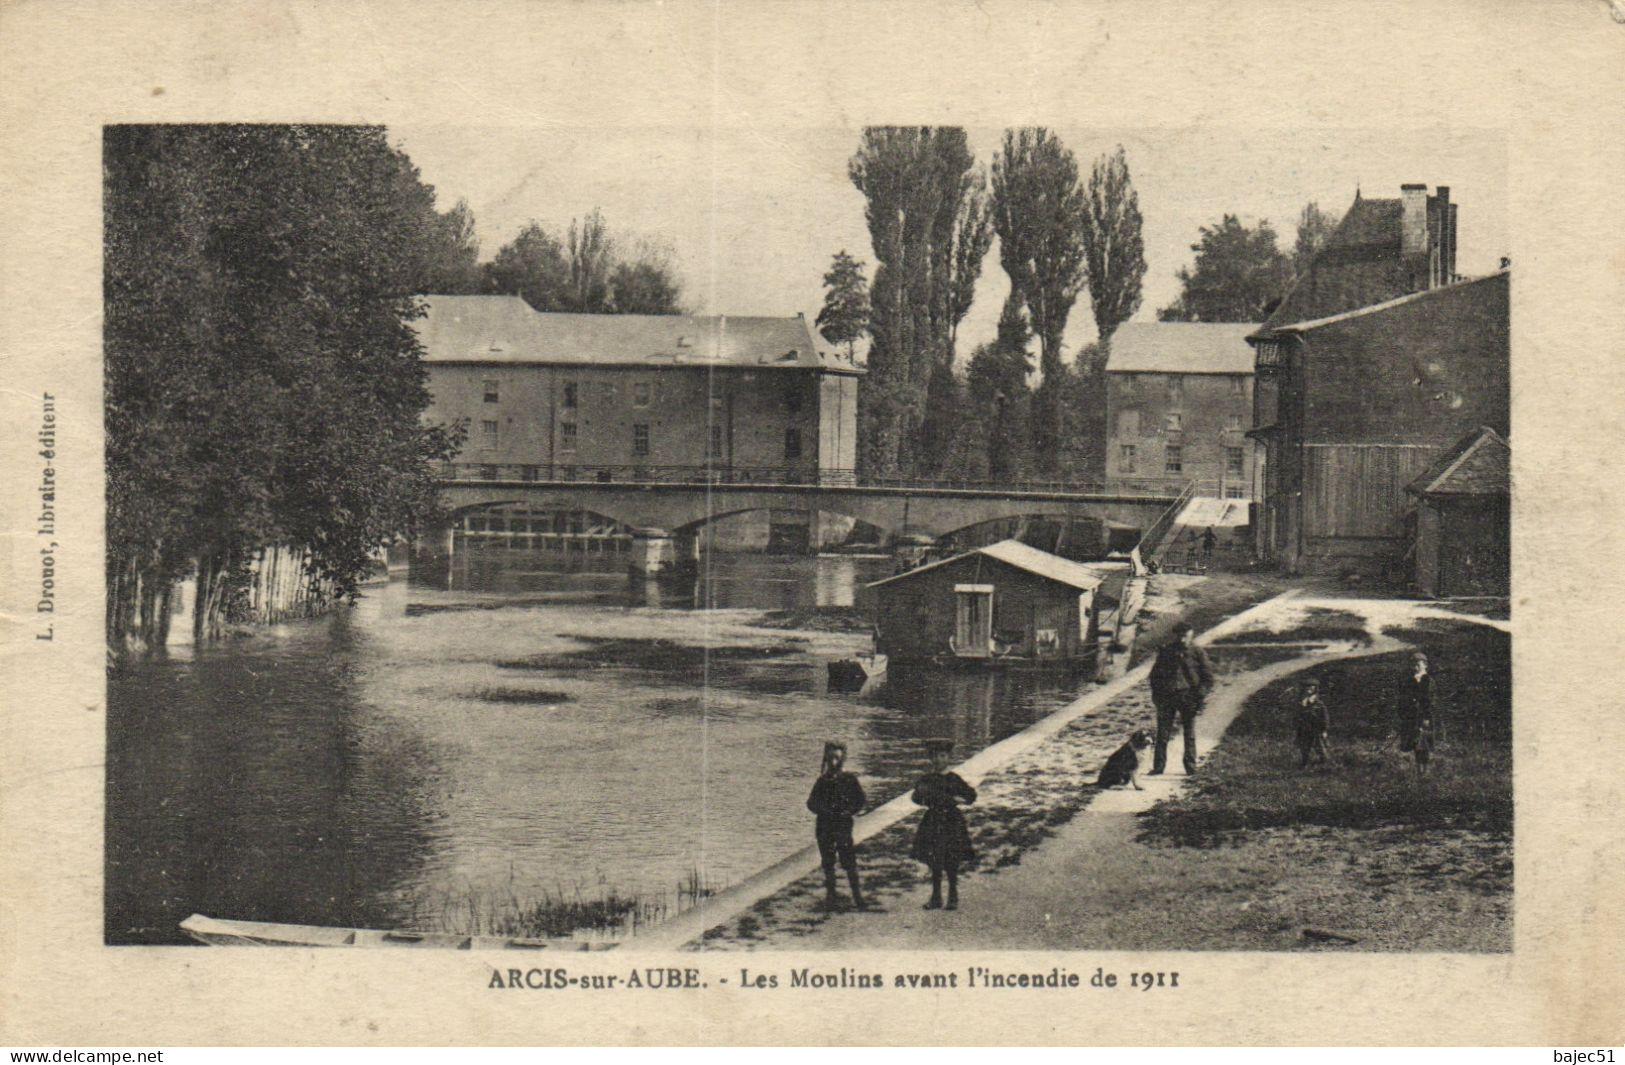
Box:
[2,0,1622,1048]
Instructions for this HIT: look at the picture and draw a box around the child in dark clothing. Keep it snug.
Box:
[1293,678,1330,768]
[910,740,977,911]
[806,741,867,909]
[1398,652,1435,776]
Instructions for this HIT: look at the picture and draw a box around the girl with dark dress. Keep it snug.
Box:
[1398,652,1435,775]
[806,741,867,909]
[910,740,977,911]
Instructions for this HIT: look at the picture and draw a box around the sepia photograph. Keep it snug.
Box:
[3,0,1622,1050]
[102,123,1511,954]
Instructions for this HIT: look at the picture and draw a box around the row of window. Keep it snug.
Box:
[1117,410,1247,435]
[478,419,803,460]
[1123,374,1248,400]
[481,379,806,412]
[1118,443,1245,477]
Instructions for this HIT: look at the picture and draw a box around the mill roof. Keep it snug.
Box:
[1254,270,1508,338]
[1258,195,1406,331]
[867,539,1104,592]
[1407,426,1510,497]
[1104,322,1256,375]
[412,295,861,373]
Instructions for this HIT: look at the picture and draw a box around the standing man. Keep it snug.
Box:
[1200,527,1219,564]
[1149,622,1216,776]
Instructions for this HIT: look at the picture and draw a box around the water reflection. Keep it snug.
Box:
[107,550,1104,944]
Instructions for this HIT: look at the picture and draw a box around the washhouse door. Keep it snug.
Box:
[954,584,994,656]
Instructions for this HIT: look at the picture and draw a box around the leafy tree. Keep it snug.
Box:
[418,198,483,294]
[1293,201,1341,280]
[1079,147,1146,344]
[483,222,570,309]
[565,208,614,312]
[104,124,463,650]
[991,128,1088,471]
[962,296,1035,482]
[608,259,683,314]
[484,211,683,314]
[848,126,986,477]
[815,250,870,356]
[1157,214,1293,322]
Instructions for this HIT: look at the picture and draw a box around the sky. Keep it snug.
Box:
[391,125,1508,362]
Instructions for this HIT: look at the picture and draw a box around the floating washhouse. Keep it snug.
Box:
[866,540,1118,666]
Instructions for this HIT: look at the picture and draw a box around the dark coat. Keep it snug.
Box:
[807,772,866,830]
[1293,694,1330,747]
[1398,673,1434,751]
[1097,742,1143,788]
[1150,641,1215,702]
[910,771,976,867]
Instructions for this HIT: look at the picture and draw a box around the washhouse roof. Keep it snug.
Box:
[867,539,1105,592]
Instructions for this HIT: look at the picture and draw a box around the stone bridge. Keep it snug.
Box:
[432,471,1183,573]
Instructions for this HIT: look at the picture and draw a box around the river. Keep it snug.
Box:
[106,549,1106,944]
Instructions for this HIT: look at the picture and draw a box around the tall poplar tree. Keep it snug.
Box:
[991,128,1088,472]
[848,126,987,478]
[1080,146,1146,346]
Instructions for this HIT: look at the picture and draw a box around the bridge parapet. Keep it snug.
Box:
[436,461,1185,500]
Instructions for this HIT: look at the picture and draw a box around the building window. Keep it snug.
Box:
[784,427,802,461]
[1119,443,1137,473]
[1164,411,1183,431]
[1226,446,1245,476]
[1166,374,1184,406]
[562,382,578,409]
[1224,484,1247,499]
[785,385,803,413]
[1226,413,1243,431]
[633,423,651,457]
[560,422,577,453]
[1117,409,1140,437]
[1164,444,1183,474]
[709,423,725,459]
[483,379,499,403]
[1230,375,1246,396]
[479,419,499,450]
[632,382,652,408]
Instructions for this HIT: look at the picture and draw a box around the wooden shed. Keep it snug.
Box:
[866,540,1106,666]
[1406,427,1509,598]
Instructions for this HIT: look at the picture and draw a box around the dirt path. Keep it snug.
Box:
[709,636,1399,950]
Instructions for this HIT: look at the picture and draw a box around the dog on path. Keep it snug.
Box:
[1096,730,1152,790]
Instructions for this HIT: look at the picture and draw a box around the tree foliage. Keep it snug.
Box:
[1292,201,1341,280]
[418,198,484,294]
[991,128,1088,471]
[483,210,684,314]
[104,124,465,650]
[1157,214,1293,322]
[962,296,1036,482]
[848,126,990,477]
[1079,147,1146,344]
[815,250,870,356]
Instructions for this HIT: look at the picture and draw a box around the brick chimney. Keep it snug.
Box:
[1433,186,1458,285]
[1400,184,1429,258]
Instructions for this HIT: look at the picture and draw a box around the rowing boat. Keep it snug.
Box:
[180,913,608,950]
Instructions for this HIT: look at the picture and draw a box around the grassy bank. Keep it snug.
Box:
[1137,617,1511,950]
